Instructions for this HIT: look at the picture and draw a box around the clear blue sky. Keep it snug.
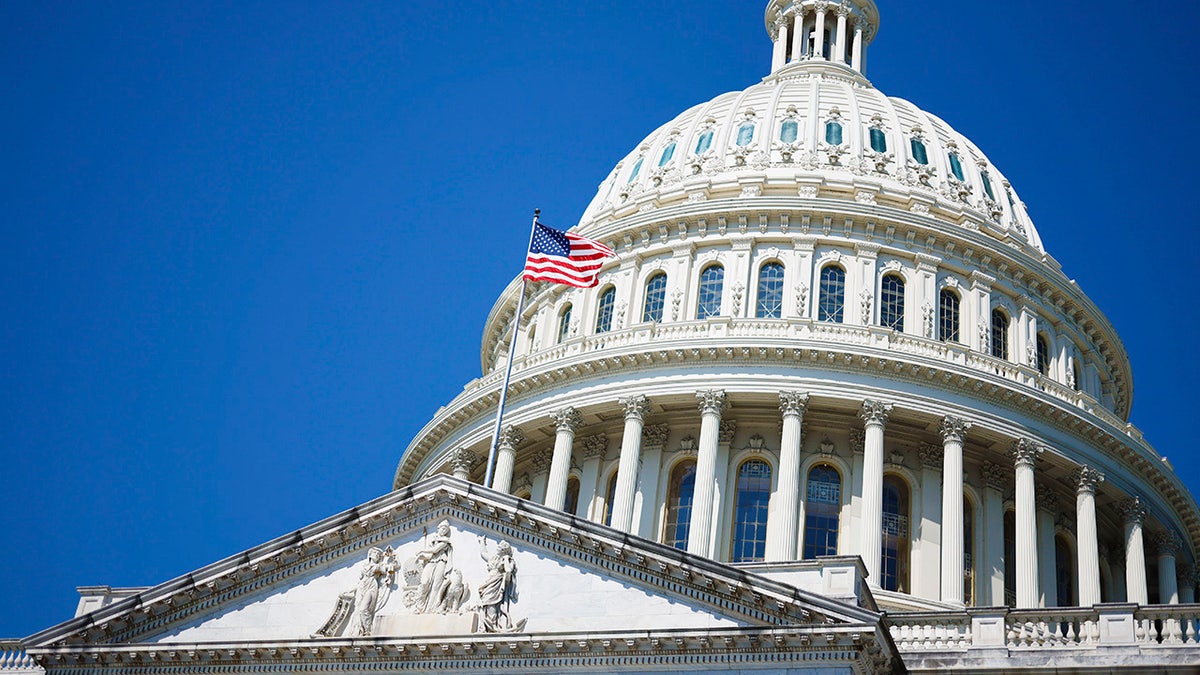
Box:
[2,1,1197,637]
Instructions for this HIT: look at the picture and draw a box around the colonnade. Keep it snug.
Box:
[470,392,1192,608]
[771,3,868,73]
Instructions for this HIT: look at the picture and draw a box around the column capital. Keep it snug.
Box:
[1179,562,1197,588]
[813,0,829,14]
[696,389,728,416]
[1119,496,1146,526]
[620,395,651,422]
[719,419,738,446]
[1153,531,1181,557]
[917,442,943,469]
[938,416,972,443]
[551,406,583,433]
[835,3,850,17]
[858,399,893,427]
[1008,437,1043,468]
[498,425,525,451]
[1072,465,1105,494]
[531,449,553,476]
[642,423,670,450]
[779,391,810,417]
[980,460,1008,491]
[1034,485,1058,512]
[449,447,478,475]
[581,432,609,460]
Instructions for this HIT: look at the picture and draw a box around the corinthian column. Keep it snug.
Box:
[1120,497,1148,604]
[544,407,583,511]
[688,390,727,556]
[448,447,477,481]
[859,399,892,587]
[1009,438,1043,607]
[1036,486,1059,607]
[813,3,828,59]
[1073,466,1105,606]
[771,18,788,71]
[491,426,524,494]
[766,392,809,561]
[1155,532,1181,604]
[833,5,849,63]
[939,416,971,605]
[610,395,651,533]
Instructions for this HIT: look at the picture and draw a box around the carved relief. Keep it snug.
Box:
[582,433,609,460]
[642,423,670,449]
[859,289,873,324]
[471,537,526,633]
[918,442,943,469]
[795,282,809,315]
[312,546,400,637]
[719,420,738,446]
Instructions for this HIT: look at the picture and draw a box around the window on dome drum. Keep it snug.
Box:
[818,265,846,323]
[696,264,724,319]
[1055,534,1075,607]
[964,496,975,606]
[869,128,887,153]
[938,289,960,342]
[981,170,997,200]
[695,130,713,154]
[1036,334,1050,376]
[663,460,696,551]
[910,138,929,165]
[756,262,785,318]
[603,471,618,527]
[825,121,843,145]
[642,273,667,323]
[1073,360,1083,392]
[627,156,644,184]
[780,119,799,144]
[558,305,573,344]
[658,142,676,167]
[730,459,772,563]
[736,122,755,147]
[1003,510,1016,607]
[948,152,965,181]
[565,476,580,516]
[881,475,910,593]
[594,286,615,334]
[991,309,1009,360]
[803,464,841,559]
[880,273,905,330]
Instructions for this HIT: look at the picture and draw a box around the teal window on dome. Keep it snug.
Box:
[981,170,997,200]
[938,288,960,342]
[658,142,676,167]
[663,460,696,550]
[736,122,755,147]
[730,459,772,563]
[558,304,572,344]
[627,156,644,184]
[756,262,785,318]
[695,130,713,154]
[869,128,888,152]
[803,464,841,559]
[910,139,929,165]
[991,309,1009,360]
[642,272,667,323]
[696,264,724,319]
[594,286,615,334]
[880,273,905,331]
[825,121,843,145]
[780,119,799,144]
[948,152,965,181]
[818,265,845,323]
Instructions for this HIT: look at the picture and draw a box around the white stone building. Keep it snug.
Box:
[7,1,1199,673]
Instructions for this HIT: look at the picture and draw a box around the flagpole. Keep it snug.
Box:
[484,209,540,489]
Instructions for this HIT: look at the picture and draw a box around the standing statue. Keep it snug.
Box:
[312,546,399,638]
[402,519,457,613]
[472,536,526,633]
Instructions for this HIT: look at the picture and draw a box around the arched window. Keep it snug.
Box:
[910,138,929,165]
[869,128,887,153]
[981,170,997,200]
[880,273,905,330]
[557,304,573,344]
[594,286,615,334]
[803,464,841,559]
[938,288,960,342]
[730,460,772,563]
[991,309,1009,360]
[825,121,843,145]
[964,495,975,606]
[735,122,755,147]
[663,461,696,551]
[627,156,644,184]
[658,141,676,167]
[696,264,724,319]
[1003,509,1016,607]
[642,273,667,323]
[755,262,785,318]
[881,475,910,592]
[948,152,965,181]
[565,476,581,515]
[818,265,846,323]
[780,119,799,144]
[1036,334,1050,376]
[603,471,618,527]
[1055,534,1075,607]
[694,130,714,154]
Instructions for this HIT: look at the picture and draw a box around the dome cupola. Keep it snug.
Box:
[765,0,880,75]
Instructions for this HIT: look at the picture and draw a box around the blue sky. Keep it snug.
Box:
[2,0,1198,637]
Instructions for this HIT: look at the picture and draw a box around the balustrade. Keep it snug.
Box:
[0,641,37,673]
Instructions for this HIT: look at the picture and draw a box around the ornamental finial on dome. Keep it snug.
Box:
[764,0,880,75]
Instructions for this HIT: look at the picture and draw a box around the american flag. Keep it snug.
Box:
[523,222,615,288]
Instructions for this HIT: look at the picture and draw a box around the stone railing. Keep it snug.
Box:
[0,641,40,674]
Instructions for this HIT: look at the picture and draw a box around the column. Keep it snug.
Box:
[1155,532,1181,604]
[858,399,892,587]
[767,392,808,561]
[577,433,608,520]
[530,449,552,504]
[545,407,583,511]
[688,390,727,556]
[1036,486,1058,607]
[448,447,476,481]
[939,416,971,605]
[1120,497,1148,604]
[980,461,1008,605]
[916,443,943,601]
[1009,438,1043,607]
[709,420,737,559]
[814,4,828,60]
[791,10,806,60]
[490,426,524,494]
[1073,466,1105,606]
[634,424,670,539]
[771,19,788,72]
[611,395,651,533]
[851,22,864,71]
[833,5,849,63]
